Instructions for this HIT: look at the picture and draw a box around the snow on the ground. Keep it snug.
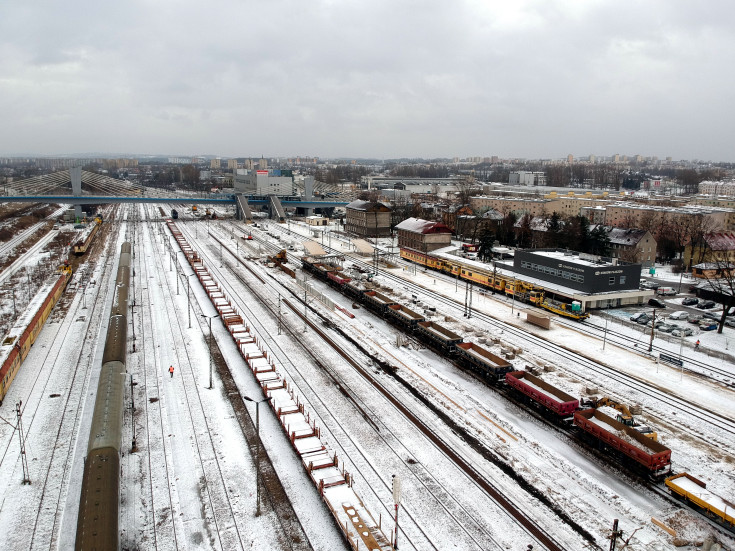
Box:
[0,211,733,551]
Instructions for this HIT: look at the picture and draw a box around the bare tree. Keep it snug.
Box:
[456,175,478,206]
[687,215,721,269]
[698,251,735,334]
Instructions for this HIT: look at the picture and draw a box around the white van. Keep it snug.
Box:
[657,287,677,296]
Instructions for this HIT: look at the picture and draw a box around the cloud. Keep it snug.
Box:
[1,0,734,160]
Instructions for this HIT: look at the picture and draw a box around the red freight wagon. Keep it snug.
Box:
[574,409,671,476]
[506,371,578,417]
[327,271,351,285]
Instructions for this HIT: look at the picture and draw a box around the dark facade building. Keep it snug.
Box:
[345,199,392,237]
[514,249,641,294]
[395,218,452,252]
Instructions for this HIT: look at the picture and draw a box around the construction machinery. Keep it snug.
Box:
[582,397,657,441]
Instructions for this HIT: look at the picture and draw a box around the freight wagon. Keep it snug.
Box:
[363,291,397,314]
[574,409,671,478]
[385,304,425,329]
[455,342,513,382]
[505,371,578,420]
[415,321,463,353]
[665,473,735,530]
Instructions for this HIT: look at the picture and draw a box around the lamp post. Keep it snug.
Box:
[242,394,274,516]
[201,313,219,389]
[511,276,516,315]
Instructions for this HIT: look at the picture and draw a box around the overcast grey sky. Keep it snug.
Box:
[1,1,733,161]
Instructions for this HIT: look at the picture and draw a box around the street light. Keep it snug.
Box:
[201,313,219,389]
[242,394,274,516]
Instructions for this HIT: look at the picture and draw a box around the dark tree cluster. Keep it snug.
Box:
[314,165,369,185]
[386,164,450,178]
[476,212,612,260]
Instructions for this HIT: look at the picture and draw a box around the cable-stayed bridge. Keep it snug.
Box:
[2,168,348,220]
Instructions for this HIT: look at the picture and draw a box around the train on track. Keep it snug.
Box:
[665,473,734,531]
[75,242,131,551]
[302,256,515,382]
[301,255,674,480]
[400,247,589,321]
[0,265,72,405]
[166,222,395,550]
[71,217,102,256]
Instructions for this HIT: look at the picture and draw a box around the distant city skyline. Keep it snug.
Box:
[2,1,734,161]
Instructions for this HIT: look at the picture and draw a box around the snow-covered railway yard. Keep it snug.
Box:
[0,204,733,550]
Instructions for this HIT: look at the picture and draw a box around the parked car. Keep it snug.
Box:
[681,297,699,306]
[646,319,667,329]
[658,323,676,333]
[672,327,694,337]
[702,312,720,321]
[657,287,677,296]
[696,300,716,309]
[630,312,648,322]
[725,319,735,328]
[688,315,704,324]
[699,320,718,331]
[648,298,667,308]
[635,314,651,325]
[668,311,689,321]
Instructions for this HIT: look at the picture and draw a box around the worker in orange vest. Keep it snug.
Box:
[169,365,174,378]
[695,340,700,349]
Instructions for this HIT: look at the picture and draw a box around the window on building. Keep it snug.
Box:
[609,277,615,285]
[620,276,626,284]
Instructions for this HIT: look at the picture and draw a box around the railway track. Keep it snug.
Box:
[143,208,248,549]
[188,221,581,551]
[128,208,180,549]
[556,313,735,382]
[334,252,735,442]
[187,223,495,550]
[266,220,735,380]
[256,221,735,543]
[0,212,116,550]
[147,210,311,551]
[131,204,254,549]
[0,206,64,259]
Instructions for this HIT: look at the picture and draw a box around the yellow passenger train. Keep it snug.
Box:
[400,247,589,321]
[0,265,72,404]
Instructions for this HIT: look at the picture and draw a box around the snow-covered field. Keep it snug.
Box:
[0,206,732,551]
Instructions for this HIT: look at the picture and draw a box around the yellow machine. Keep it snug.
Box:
[585,397,658,441]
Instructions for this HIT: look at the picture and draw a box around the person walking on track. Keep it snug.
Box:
[169,365,175,378]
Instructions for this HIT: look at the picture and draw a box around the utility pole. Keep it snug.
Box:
[609,519,622,551]
[16,402,30,484]
[648,309,656,353]
[304,287,308,332]
[392,475,402,549]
